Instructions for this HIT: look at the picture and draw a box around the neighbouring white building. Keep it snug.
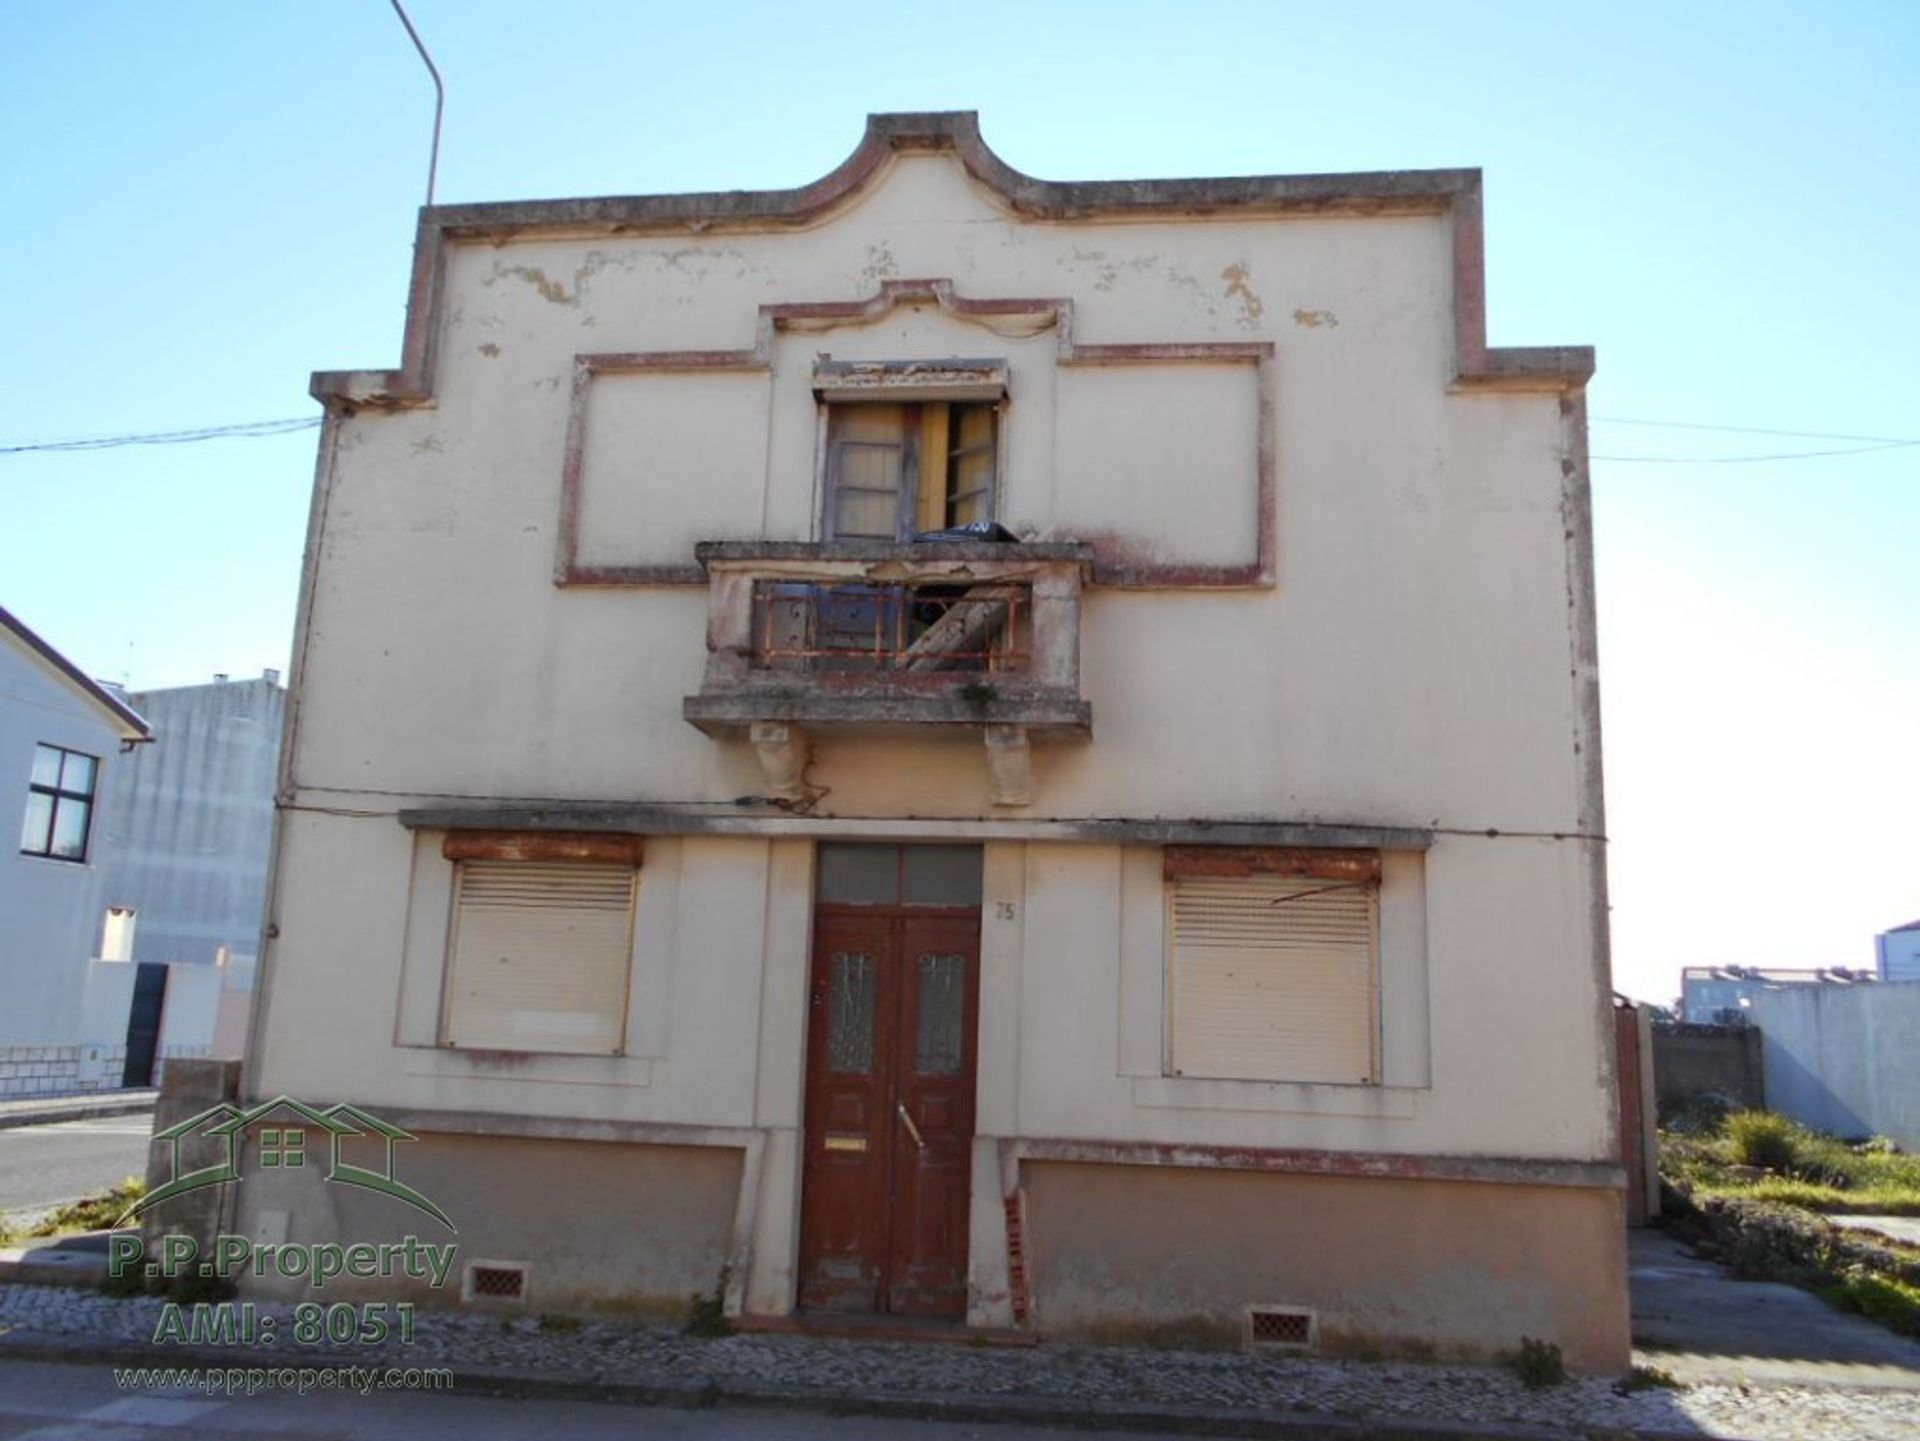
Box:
[1,604,154,1096]
[241,113,1625,1368]
[1877,921,1920,984]
[94,670,285,1058]
[1679,964,1878,1025]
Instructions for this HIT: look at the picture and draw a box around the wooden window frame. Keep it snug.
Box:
[810,360,1009,544]
[820,399,1003,542]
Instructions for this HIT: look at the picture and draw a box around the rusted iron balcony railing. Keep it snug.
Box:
[752,579,1029,674]
[683,541,1093,740]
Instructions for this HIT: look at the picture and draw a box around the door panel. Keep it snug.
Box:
[798,915,893,1312]
[798,906,979,1319]
[888,918,979,1316]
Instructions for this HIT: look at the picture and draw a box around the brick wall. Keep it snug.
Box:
[0,1042,214,1100]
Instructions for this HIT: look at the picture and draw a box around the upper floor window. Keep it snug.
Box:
[825,401,999,541]
[21,743,99,862]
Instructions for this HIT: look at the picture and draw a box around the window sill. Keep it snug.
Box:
[1131,1075,1423,1119]
[402,1048,654,1089]
[16,850,91,867]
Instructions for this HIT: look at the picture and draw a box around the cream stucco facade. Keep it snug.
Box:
[243,114,1624,1367]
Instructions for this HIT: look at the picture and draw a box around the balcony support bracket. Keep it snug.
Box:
[984,725,1032,808]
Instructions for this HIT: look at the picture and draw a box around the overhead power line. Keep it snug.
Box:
[6,410,1913,466]
[1592,440,1918,464]
[0,417,321,456]
[1590,414,1920,464]
[1593,415,1919,446]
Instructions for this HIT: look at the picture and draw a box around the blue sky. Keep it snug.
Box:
[3,2,1916,1003]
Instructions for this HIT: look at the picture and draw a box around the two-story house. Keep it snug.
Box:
[1,604,154,1096]
[241,113,1625,1367]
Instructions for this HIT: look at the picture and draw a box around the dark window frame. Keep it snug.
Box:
[20,742,100,863]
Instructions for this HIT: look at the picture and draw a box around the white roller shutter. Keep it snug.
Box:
[1168,875,1377,1084]
[443,860,636,1054]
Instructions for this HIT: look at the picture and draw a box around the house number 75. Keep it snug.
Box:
[994,902,1017,921]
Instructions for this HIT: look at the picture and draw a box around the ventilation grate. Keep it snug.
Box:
[1003,1190,1032,1327]
[1246,1305,1316,1350]
[464,1261,529,1305]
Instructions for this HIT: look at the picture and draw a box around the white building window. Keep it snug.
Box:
[440,858,638,1055]
[1165,854,1380,1085]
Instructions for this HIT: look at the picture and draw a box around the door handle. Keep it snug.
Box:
[896,1102,926,1152]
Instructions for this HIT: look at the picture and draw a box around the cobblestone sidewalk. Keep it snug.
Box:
[2,1282,1917,1440]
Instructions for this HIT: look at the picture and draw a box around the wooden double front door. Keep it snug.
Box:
[798,905,980,1318]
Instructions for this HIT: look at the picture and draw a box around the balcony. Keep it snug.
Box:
[683,541,1093,805]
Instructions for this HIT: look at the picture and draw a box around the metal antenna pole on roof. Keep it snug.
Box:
[387,0,444,207]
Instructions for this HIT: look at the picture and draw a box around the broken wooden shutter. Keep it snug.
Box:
[443,860,637,1054]
[1168,874,1378,1084]
[826,404,911,540]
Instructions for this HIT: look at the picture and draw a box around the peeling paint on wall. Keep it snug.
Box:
[860,242,901,287]
[1221,263,1265,326]
[493,264,576,306]
[1292,308,1340,329]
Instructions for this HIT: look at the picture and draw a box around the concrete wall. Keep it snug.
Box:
[1022,1162,1627,1371]
[158,961,223,1054]
[1650,1024,1764,1118]
[1751,985,1920,1147]
[233,1133,740,1314]
[95,674,282,973]
[286,175,1590,836]
[0,628,133,1068]
[213,986,251,1058]
[78,959,138,1044]
[255,833,1607,1163]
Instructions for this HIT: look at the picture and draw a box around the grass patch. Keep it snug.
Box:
[1617,1363,1682,1392]
[1821,1270,1920,1338]
[1698,1176,1920,1217]
[19,1177,146,1239]
[1661,1113,1920,1213]
[1504,1336,1566,1390]
[1724,1110,1799,1172]
[1661,1113,1920,1344]
[682,1269,733,1339]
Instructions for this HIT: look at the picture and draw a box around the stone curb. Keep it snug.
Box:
[0,1094,156,1132]
[0,1330,1706,1441]
[0,1248,109,1287]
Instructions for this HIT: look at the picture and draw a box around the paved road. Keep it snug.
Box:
[1630,1227,1920,1390]
[1832,1214,1920,1248]
[0,1117,153,1217]
[0,1358,1112,1441]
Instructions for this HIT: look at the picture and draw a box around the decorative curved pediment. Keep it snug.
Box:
[310,112,1590,412]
